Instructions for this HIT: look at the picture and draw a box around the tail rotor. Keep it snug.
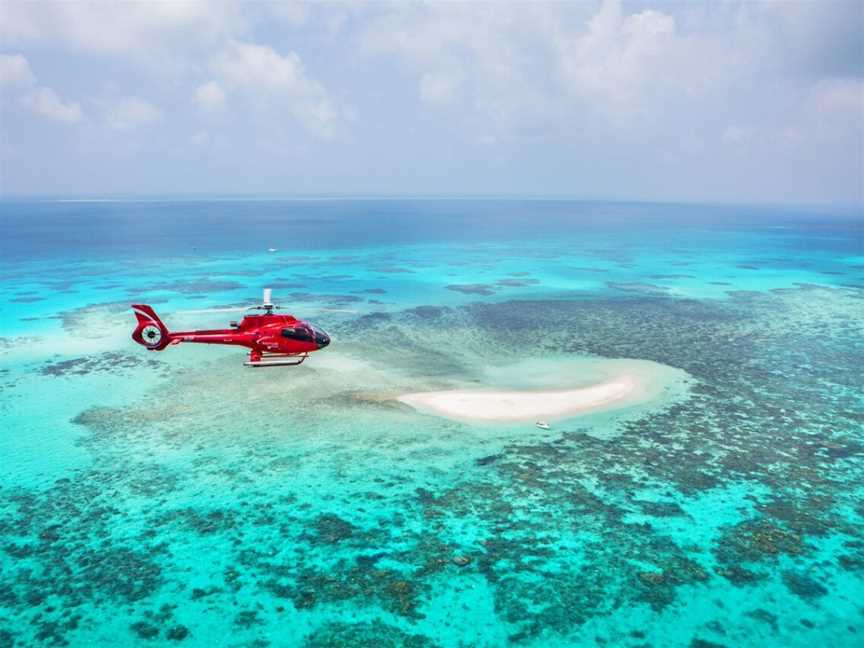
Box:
[131,304,171,350]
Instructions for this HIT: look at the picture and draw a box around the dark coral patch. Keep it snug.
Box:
[371,266,414,274]
[166,625,190,641]
[782,570,828,600]
[636,500,687,518]
[10,295,45,303]
[496,278,540,287]
[234,610,262,628]
[305,620,437,648]
[715,519,806,564]
[41,352,161,377]
[269,281,306,289]
[446,284,496,296]
[130,621,160,640]
[310,513,357,544]
[405,305,450,319]
[138,279,243,294]
[286,292,363,305]
[606,282,669,294]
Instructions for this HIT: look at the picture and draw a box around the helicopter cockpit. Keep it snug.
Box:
[282,324,330,348]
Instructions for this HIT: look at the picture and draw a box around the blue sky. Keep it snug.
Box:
[0,0,862,204]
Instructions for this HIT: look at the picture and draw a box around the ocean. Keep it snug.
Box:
[0,198,862,647]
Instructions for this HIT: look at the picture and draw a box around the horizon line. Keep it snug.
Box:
[0,192,861,211]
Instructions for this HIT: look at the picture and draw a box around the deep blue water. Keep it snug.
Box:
[2,198,860,261]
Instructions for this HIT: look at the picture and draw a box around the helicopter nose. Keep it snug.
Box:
[315,329,330,349]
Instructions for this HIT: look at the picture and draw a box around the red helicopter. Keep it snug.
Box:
[131,289,330,367]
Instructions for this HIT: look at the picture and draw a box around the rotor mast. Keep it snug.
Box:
[262,288,274,315]
[248,288,278,315]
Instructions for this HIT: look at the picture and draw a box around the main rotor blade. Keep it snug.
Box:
[177,305,256,314]
[178,304,362,315]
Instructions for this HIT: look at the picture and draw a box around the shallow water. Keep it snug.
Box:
[0,199,862,647]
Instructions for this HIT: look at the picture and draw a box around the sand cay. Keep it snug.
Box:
[397,357,689,424]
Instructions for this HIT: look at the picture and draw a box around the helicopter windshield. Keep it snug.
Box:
[281,326,314,342]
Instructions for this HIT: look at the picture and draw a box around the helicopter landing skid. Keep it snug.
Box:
[244,352,309,368]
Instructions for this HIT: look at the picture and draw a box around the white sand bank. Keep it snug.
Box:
[396,357,690,424]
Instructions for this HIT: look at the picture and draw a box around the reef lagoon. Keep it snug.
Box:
[1,198,862,647]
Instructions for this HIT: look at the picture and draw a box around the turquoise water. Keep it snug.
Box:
[1,199,862,646]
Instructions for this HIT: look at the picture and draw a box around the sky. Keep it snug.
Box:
[0,0,862,205]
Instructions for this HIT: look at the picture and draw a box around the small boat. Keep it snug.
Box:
[267,248,277,253]
[535,421,550,430]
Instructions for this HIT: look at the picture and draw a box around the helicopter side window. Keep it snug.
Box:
[281,327,313,342]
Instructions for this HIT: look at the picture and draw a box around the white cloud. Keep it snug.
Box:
[0,1,242,55]
[195,81,226,111]
[553,2,677,110]
[217,40,307,93]
[0,0,247,82]
[357,3,577,126]
[1,1,860,203]
[351,0,862,204]
[190,130,210,146]
[724,79,864,152]
[2,53,83,124]
[420,69,465,106]
[359,4,496,109]
[105,97,163,131]
[803,79,864,127]
[357,0,862,141]
[0,53,36,85]
[213,40,338,138]
[19,87,82,123]
[267,1,310,27]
